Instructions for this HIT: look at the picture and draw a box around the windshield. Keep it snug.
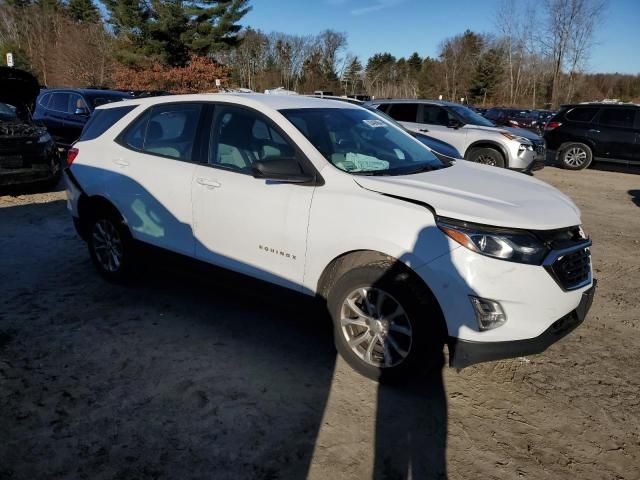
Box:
[280,107,448,175]
[449,105,496,127]
[0,102,17,121]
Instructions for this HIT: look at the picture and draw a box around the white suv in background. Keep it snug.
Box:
[64,94,594,382]
[367,99,545,171]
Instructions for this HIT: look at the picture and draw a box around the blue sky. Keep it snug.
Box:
[243,0,640,74]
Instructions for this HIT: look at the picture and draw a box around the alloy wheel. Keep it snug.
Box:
[476,153,497,166]
[340,287,413,368]
[92,219,123,273]
[564,147,587,167]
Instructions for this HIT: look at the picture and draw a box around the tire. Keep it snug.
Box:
[87,209,134,283]
[466,147,506,168]
[327,261,445,383]
[559,143,592,170]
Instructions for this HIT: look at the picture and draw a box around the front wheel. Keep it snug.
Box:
[87,211,134,282]
[466,147,506,168]
[327,262,445,383]
[559,143,592,170]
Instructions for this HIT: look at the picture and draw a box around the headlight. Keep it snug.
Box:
[518,143,534,151]
[437,217,549,265]
[37,132,52,144]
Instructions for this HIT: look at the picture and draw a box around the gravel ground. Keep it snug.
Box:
[1,166,639,480]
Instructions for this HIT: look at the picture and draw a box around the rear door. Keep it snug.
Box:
[110,102,206,255]
[592,107,637,163]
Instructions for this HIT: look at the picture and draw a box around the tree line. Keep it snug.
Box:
[0,0,638,107]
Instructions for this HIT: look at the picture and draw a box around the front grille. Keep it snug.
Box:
[549,247,591,290]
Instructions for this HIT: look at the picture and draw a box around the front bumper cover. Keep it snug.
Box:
[448,280,596,368]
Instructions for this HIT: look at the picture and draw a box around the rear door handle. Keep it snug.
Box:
[589,129,600,134]
[418,128,429,132]
[196,177,221,188]
[113,159,129,167]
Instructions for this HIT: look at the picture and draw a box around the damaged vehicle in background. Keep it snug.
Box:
[0,67,60,188]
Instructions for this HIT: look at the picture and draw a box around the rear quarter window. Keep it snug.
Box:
[79,105,137,141]
[565,107,599,122]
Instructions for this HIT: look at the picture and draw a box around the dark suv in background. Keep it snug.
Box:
[33,88,132,148]
[544,103,639,170]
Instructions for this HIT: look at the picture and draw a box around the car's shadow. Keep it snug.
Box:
[629,190,640,207]
[2,192,450,479]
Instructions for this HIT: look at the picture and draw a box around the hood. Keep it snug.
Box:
[0,67,40,111]
[504,126,542,142]
[353,161,581,230]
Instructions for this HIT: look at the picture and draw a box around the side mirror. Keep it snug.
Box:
[74,107,89,116]
[251,158,314,184]
[447,118,463,129]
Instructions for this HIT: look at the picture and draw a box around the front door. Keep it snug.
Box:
[592,107,638,162]
[192,104,315,291]
[420,104,467,152]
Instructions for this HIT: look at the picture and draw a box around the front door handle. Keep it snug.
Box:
[418,128,429,132]
[589,129,600,134]
[113,159,129,167]
[196,177,221,188]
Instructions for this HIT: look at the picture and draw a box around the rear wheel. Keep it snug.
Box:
[87,210,134,282]
[327,261,445,383]
[559,143,592,170]
[466,147,506,168]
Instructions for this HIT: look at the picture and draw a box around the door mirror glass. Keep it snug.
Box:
[74,107,90,116]
[448,118,463,129]
[251,158,313,183]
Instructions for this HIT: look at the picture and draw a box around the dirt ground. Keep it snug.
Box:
[1,165,639,480]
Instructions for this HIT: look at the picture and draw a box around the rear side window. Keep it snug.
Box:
[120,103,203,161]
[598,108,636,129]
[387,103,419,122]
[79,105,137,141]
[565,107,599,122]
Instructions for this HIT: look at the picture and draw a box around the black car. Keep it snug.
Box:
[33,88,132,148]
[544,103,640,170]
[0,67,60,188]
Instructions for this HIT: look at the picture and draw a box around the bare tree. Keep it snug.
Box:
[541,0,607,107]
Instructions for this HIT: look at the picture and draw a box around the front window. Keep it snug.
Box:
[280,108,448,175]
[449,105,495,127]
[0,102,17,121]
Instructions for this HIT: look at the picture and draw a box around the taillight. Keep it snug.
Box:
[545,121,562,131]
[67,147,79,165]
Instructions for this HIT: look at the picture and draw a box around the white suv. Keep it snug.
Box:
[64,94,595,382]
[367,99,545,171]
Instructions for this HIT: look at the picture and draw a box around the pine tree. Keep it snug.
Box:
[184,0,252,55]
[67,0,100,23]
[469,48,504,104]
